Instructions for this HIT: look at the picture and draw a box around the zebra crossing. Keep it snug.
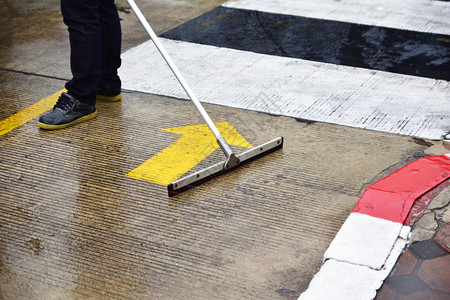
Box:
[120,0,450,140]
[223,0,450,35]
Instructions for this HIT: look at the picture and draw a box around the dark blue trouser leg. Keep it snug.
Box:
[98,0,122,96]
[61,0,121,104]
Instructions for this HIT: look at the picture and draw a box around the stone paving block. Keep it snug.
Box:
[417,255,450,293]
[390,250,418,277]
[428,182,450,210]
[443,207,450,224]
[405,181,450,226]
[434,224,450,253]
[385,274,429,295]
[406,291,450,300]
[415,212,439,231]
[375,284,396,300]
[409,239,448,260]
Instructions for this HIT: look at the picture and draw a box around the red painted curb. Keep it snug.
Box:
[352,155,450,224]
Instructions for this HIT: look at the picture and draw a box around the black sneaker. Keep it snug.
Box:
[38,92,97,130]
[96,92,122,102]
[96,88,122,102]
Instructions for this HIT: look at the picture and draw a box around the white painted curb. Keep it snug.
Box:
[298,212,410,299]
[323,213,404,270]
[299,236,407,300]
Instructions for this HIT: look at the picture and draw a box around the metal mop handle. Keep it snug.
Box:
[126,0,239,168]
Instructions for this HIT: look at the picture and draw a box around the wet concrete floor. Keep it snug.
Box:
[0,0,431,299]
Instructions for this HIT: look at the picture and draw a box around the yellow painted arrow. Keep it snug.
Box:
[126,122,253,185]
[0,89,64,136]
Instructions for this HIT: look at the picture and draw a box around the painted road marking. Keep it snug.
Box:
[126,122,252,185]
[162,6,450,81]
[224,0,450,35]
[301,154,450,299]
[120,38,450,140]
[352,154,450,223]
[0,89,63,136]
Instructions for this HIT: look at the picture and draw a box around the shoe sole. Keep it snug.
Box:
[96,93,122,102]
[37,110,98,130]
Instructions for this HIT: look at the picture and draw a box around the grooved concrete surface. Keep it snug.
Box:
[0,0,430,299]
[0,73,426,299]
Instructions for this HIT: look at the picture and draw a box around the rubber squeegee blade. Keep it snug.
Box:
[168,137,283,196]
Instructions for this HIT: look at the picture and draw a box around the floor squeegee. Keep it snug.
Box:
[127,0,284,196]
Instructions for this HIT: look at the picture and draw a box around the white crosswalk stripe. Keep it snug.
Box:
[120,0,450,140]
[224,0,450,35]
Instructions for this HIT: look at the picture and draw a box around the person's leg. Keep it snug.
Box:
[61,0,102,104]
[97,0,122,101]
[38,0,101,130]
